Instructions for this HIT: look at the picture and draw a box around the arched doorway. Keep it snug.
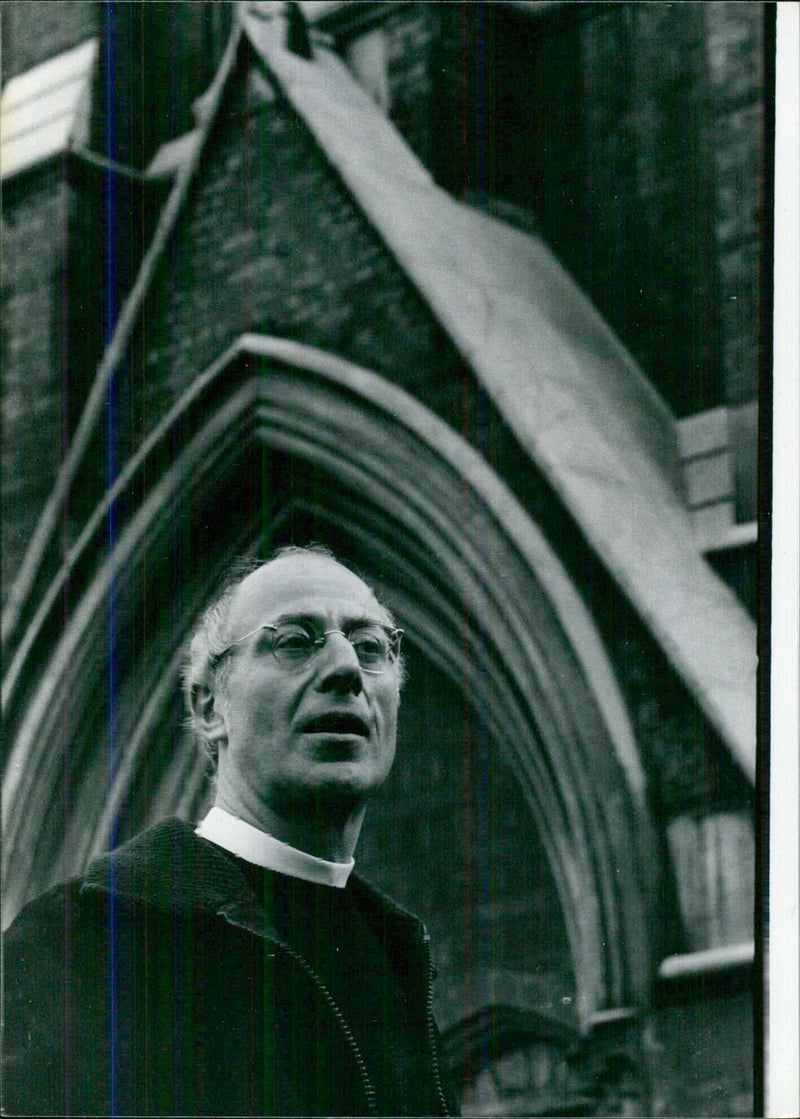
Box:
[2,337,658,1028]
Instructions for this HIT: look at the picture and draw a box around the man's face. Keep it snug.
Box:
[214,555,400,816]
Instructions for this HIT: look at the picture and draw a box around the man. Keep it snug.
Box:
[3,545,459,1116]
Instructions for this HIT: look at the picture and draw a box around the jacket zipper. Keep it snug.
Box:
[423,932,452,1117]
[220,907,378,1116]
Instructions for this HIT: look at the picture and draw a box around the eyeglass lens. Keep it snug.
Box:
[271,623,398,672]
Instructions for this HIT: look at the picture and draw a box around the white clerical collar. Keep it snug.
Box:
[195,805,354,888]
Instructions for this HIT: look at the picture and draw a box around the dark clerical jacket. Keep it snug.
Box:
[3,818,459,1116]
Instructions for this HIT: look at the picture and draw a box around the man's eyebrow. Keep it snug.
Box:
[267,611,390,628]
[268,612,319,626]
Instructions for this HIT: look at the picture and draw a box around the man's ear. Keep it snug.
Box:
[190,683,229,751]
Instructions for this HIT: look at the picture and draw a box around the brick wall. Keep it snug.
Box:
[128,67,458,454]
[1,158,159,595]
[1,0,99,80]
[704,2,766,524]
[382,3,443,172]
[580,2,723,417]
[1,166,68,588]
[360,2,765,422]
[705,1,765,410]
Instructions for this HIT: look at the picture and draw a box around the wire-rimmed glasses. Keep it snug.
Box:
[214,620,404,675]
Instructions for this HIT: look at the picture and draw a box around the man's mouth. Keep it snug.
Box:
[300,713,370,737]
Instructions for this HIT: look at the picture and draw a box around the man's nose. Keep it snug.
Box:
[315,631,364,694]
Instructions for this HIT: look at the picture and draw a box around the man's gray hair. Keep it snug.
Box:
[183,544,401,769]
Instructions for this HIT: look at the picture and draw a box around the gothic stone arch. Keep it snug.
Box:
[2,336,659,1023]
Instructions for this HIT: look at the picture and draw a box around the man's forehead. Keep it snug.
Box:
[228,555,387,630]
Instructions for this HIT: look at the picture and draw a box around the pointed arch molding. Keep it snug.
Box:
[2,335,658,1018]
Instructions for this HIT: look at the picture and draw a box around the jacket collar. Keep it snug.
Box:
[81,817,428,946]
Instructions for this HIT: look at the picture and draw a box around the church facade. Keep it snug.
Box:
[2,3,765,1113]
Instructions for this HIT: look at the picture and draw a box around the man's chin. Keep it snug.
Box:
[306,735,364,763]
[269,764,384,810]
